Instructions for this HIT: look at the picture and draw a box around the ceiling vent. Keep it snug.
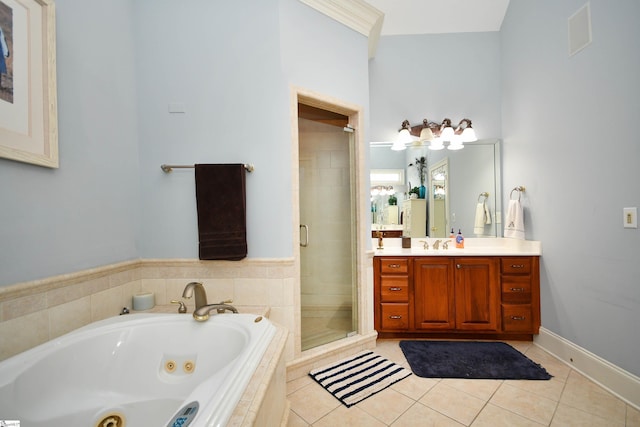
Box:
[568,2,592,57]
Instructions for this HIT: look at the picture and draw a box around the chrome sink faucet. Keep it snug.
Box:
[181,282,208,311]
[193,302,238,322]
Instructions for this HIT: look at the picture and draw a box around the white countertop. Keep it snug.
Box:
[373,237,541,256]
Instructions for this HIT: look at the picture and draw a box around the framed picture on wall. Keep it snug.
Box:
[0,0,58,168]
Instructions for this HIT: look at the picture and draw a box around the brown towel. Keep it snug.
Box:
[195,164,247,260]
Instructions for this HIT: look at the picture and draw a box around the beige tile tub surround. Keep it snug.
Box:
[0,258,296,361]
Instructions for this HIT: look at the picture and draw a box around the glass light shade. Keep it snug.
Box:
[440,126,454,141]
[397,128,413,144]
[448,135,464,150]
[390,139,407,151]
[461,127,477,142]
[419,127,434,142]
[428,138,444,150]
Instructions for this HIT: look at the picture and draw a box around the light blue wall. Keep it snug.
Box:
[133,0,291,259]
[501,0,640,376]
[0,0,140,286]
[369,32,502,144]
[0,0,370,286]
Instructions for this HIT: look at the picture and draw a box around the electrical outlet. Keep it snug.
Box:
[623,207,637,229]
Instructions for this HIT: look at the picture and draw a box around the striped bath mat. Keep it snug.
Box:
[309,350,411,407]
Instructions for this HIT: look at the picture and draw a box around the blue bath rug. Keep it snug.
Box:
[400,341,552,380]
[309,351,411,407]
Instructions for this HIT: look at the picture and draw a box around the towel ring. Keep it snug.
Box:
[510,186,525,201]
[477,192,489,202]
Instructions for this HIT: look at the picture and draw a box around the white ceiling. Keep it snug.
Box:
[364,0,510,35]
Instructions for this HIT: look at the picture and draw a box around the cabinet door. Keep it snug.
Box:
[454,258,500,331]
[414,258,455,330]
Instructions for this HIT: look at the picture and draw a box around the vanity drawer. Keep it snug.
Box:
[501,258,532,275]
[380,277,409,302]
[380,258,409,274]
[502,304,533,332]
[501,276,532,303]
[380,304,409,330]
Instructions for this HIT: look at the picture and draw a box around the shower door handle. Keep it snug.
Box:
[300,224,309,247]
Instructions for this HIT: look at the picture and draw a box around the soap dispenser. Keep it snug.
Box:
[449,228,455,239]
[455,229,465,249]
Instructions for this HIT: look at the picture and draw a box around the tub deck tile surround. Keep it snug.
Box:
[0,258,296,361]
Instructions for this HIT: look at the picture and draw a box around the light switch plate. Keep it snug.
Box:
[623,207,637,229]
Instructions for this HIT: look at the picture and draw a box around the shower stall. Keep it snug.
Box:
[298,107,357,351]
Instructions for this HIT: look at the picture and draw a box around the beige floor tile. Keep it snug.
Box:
[376,339,411,366]
[627,404,640,426]
[559,370,626,425]
[419,382,487,426]
[524,346,571,381]
[287,374,313,395]
[287,410,310,427]
[505,340,533,355]
[472,403,545,427]
[391,402,464,427]
[504,377,565,402]
[391,374,439,401]
[288,382,341,424]
[313,405,386,427]
[441,378,502,401]
[490,383,558,425]
[357,387,415,425]
[551,403,624,427]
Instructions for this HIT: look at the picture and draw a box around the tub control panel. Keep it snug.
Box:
[167,401,199,427]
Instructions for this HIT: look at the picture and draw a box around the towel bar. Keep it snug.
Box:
[161,164,254,173]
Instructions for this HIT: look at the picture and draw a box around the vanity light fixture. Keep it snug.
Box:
[391,117,478,151]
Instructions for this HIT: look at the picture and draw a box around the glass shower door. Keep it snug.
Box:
[299,117,356,351]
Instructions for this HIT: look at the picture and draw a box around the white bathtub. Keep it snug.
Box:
[0,312,276,427]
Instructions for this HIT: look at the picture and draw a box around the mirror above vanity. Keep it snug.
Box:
[370,139,502,238]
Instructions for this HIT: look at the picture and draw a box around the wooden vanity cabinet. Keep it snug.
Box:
[453,257,500,331]
[374,255,540,340]
[501,257,540,334]
[376,257,410,331]
[414,258,455,330]
[414,257,499,332]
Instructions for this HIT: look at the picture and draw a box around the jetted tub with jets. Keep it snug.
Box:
[0,312,277,427]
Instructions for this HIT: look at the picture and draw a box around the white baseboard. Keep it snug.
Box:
[535,327,640,410]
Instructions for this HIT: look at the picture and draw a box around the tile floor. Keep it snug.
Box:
[287,340,640,426]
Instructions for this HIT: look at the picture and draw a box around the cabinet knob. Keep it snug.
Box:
[510,316,526,321]
[510,287,525,292]
[389,315,403,319]
[388,287,402,291]
[456,264,462,269]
